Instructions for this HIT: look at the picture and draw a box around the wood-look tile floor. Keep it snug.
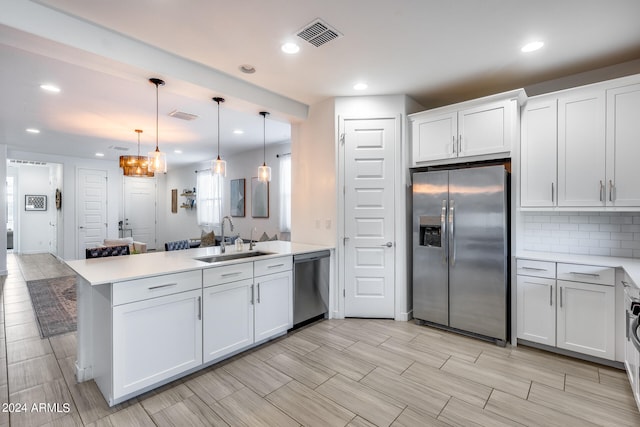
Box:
[1,253,640,426]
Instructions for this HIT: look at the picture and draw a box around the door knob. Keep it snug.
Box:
[381,242,393,247]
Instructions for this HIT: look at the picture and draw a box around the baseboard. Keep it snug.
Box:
[395,309,413,322]
[75,361,93,382]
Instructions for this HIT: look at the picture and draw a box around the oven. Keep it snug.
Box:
[624,280,640,411]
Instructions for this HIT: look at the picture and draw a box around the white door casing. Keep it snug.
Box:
[77,168,107,258]
[123,177,157,250]
[343,117,396,318]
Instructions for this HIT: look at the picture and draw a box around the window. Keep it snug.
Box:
[196,172,223,226]
[279,155,291,232]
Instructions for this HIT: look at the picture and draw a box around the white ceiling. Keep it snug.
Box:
[2,0,640,168]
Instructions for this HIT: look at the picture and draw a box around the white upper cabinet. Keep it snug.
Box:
[520,74,640,209]
[557,89,606,207]
[606,83,640,206]
[410,90,524,166]
[520,98,558,207]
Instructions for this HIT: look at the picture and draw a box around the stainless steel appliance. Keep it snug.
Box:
[412,164,509,344]
[624,281,640,410]
[293,250,330,327]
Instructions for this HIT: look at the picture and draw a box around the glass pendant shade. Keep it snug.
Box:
[258,163,271,182]
[120,130,154,177]
[258,111,271,182]
[212,97,226,177]
[148,78,167,173]
[212,156,227,177]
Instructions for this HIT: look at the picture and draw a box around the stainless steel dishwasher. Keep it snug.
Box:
[293,250,330,327]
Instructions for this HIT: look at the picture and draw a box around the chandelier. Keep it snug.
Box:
[119,129,154,177]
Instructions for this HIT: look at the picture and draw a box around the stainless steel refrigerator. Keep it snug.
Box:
[412,164,509,344]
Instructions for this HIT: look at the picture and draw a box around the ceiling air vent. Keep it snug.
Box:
[296,19,342,47]
[169,110,198,121]
[108,145,129,151]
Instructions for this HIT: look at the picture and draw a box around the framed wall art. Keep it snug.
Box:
[25,195,47,211]
[251,177,269,218]
[230,178,245,217]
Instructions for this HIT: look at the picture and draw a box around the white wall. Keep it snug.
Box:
[157,142,290,248]
[0,145,6,275]
[14,163,54,254]
[7,150,123,261]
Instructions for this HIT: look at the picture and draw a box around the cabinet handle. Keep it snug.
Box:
[221,271,242,277]
[609,180,615,202]
[452,136,456,154]
[568,271,600,277]
[560,286,563,308]
[257,283,261,303]
[551,183,554,203]
[197,296,201,320]
[148,283,177,291]
[599,180,604,202]
[251,284,255,305]
[267,263,285,269]
[521,266,546,271]
[458,135,462,154]
[550,285,553,306]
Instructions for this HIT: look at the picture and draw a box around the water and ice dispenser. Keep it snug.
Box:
[419,216,441,247]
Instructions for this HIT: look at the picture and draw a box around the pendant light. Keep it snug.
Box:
[148,78,167,173]
[119,129,154,177]
[258,111,271,182]
[211,97,226,176]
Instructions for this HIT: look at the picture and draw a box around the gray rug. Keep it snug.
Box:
[26,275,77,338]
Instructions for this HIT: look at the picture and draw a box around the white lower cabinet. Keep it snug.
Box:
[202,279,254,363]
[254,269,293,343]
[517,259,616,361]
[112,288,202,401]
[517,275,556,346]
[556,280,615,359]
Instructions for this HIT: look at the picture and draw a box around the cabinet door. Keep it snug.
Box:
[458,99,513,158]
[203,279,254,363]
[557,280,615,360]
[606,83,640,206]
[557,90,606,206]
[521,99,557,207]
[517,275,556,345]
[254,271,293,343]
[411,111,457,164]
[113,289,202,399]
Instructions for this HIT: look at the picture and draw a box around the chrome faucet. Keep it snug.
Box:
[220,216,234,253]
[249,227,257,250]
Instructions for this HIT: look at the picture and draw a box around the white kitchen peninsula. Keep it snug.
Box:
[66,241,334,406]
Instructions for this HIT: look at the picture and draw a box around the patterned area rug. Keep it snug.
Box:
[26,275,77,338]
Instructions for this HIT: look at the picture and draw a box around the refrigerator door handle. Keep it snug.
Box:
[449,200,455,267]
[441,199,447,264]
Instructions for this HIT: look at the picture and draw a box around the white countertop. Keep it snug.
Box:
[516,250,640,288]
[66,241,333,285]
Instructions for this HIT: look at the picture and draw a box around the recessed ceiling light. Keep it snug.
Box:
[233,129,244,135]
[40,84,61,93]
[521,41,544,53]
[95,152,105,157]
[353,82,368,91]
[281,42,300,54]
[239,64,256,74]
[25,128,40,134]
[174,149,183,154]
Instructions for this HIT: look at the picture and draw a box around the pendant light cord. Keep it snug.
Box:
[260,111,269,166]
[212,97,225,160]
[155,82,159,151]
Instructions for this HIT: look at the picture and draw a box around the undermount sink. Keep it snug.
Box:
[195,251,272,264]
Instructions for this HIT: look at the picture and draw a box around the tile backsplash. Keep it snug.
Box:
[522,212,640,258]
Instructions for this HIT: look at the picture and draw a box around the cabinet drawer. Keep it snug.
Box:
[203,262,253,287]
[254,256,293,277]
[113,270,202,306]
[557,263,614,286]
[516,259,556,278]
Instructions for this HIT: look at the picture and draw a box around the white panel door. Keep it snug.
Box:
[124,177,157,250]
[77,168,107,258]
[557,90,606,206]
[606,83,640,206]
[557,280,615,360]
[520,98,558,207]
[344,117,396,318]
[516,275,556,346]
